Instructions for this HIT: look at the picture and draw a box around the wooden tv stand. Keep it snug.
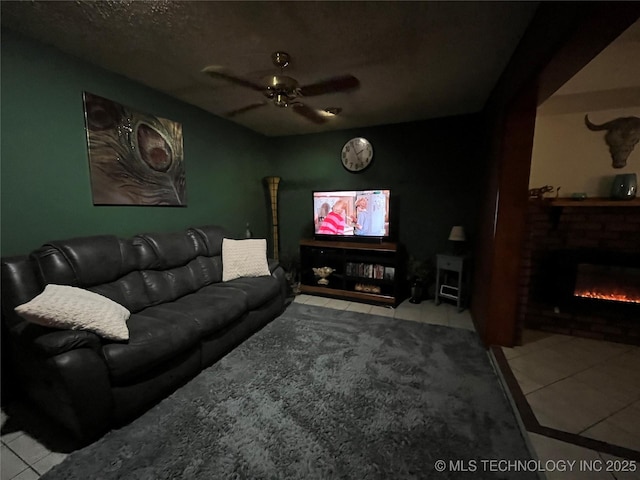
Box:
[299,238,405,306]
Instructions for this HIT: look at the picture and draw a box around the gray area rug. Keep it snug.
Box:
[43,303,535,479]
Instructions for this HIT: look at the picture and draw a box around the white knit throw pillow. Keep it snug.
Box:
[15,284,130,341]
[222,238,270,282]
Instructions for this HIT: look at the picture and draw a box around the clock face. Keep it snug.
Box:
[341,137,373,172]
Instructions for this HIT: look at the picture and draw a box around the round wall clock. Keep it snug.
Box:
[341,137,373,173]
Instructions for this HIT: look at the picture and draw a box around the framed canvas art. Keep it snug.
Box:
[83,92,187,205]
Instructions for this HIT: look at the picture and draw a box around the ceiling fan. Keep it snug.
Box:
[202,52,359,124]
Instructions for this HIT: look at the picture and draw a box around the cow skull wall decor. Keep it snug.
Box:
[585,115,640,168]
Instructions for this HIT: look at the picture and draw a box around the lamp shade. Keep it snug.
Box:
[448,226,466,242]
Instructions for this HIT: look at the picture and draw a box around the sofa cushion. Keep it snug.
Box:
[154,288,248,338]
[15,284,130,341]
[137,231,207,270]
[31,236,148,287]
[101,309,200,383]
[141,267,198,305]
[89,271,151,313]
[90,257,223,314]
[222,238,270,282]
[209,275,281,310]
[189,225,231,257]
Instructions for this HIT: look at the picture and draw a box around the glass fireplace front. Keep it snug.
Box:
[574,263,640,304]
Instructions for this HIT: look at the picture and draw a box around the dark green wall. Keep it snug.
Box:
[271,116,484,266]
[2,29,484,268]
[1,30,272,256]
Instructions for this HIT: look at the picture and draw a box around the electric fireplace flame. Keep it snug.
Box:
[573,263,640,305]
[574,290,640,304]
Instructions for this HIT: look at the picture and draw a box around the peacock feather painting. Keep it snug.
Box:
[83,92,186,206]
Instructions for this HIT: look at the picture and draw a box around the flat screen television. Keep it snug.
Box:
[313,189,391,241]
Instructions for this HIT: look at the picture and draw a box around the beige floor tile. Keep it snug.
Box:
[369,305,395,317]
[1,445,30,480]
[571,362,640,405]
[507,347,588,387]
[415,301,448,326]
[583,420,640,453]
[12,468,41,480]
[324,298,352,310]
[508,335,563,354]
[420,312,449,327]
[304,295,332,307]
[607,400,640,428]
[395,300,422,311]
[599,453,640,480]
[528,432,617,480]
[448,312,475,331]
[605,349,640,373]
[293,294,313,304]
[32,451,67,475]
[501,346,520,360]
[1,429,25,445]
[5,434,51,465]
[526,377,627,434]
[393,304,421,322]
[582,402,640,452]
[345,302,372,314]
[544,338,634,369]
[510,367,545,395]
[523,330,574,347]
[504,330,639,478]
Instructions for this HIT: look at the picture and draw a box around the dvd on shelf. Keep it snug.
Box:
[345,262,391,280]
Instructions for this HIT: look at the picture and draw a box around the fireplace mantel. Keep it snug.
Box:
[541,198,640,207]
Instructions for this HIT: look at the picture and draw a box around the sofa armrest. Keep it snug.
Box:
[267,258,281,273]
[33,329,103,356]
[268,260,288,304]
[41,348,113,442]
[9,327,113,442]
[11,322,102,357]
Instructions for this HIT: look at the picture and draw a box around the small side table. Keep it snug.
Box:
[435,254,468,312]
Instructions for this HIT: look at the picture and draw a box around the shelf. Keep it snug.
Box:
[540,198,640,208]
[300,284,396,305]
[299,238,398,252]
[439,292,459,301]
[344,276,391,284]
[300,238,404,306]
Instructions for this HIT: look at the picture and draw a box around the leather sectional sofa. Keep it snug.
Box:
[1,225,288,443]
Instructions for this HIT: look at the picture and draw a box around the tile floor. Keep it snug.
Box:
[2,295,638,479]
[501,329,640,479]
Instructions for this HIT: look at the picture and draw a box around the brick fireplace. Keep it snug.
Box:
[517,200,640,345]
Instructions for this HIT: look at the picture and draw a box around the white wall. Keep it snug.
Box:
[530,107,639,197]
[529,18,640,198]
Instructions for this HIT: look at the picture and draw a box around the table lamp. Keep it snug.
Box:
[448,226,466,255]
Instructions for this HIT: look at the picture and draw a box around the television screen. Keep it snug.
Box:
[313,189,391,239]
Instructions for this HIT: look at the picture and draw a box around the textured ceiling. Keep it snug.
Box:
[2,1,544,136]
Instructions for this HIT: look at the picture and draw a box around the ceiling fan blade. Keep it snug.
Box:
[291,103,327,124]
[202,66,264,92]
[225,102,268,118]
[299,75,360,96]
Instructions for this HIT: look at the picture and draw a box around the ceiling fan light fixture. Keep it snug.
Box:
[274,94,289,108]
[265,74,298,91]
[271,51,290,69]
[323,107,342,116]
[203,51,358,125]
